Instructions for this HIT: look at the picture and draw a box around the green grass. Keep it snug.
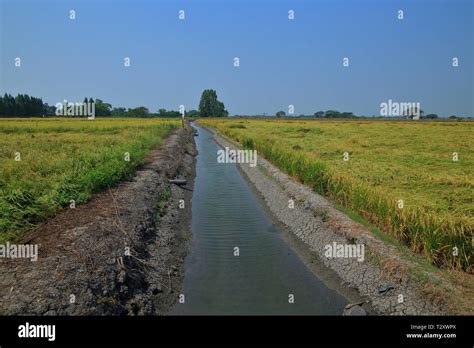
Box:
[199,118,473,272]
[0,117,180,242]
[155,185,172,224]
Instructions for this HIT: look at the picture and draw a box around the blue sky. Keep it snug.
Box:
[0,0,472,116]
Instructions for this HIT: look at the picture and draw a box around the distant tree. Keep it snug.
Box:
[341,112,354,118]
[94,99,112,116]
[314,111,325,118]
[157,108,181,117]
[43,103,55,116]
[187,109,199,118]
[325,110,341,118]
[111,107,127,117]
[0,93,45,117]
[15,95,25,116]
[0,96,4,116]
[167,110,181,117]
[128,106,149,117]
[425,113,438,119]
[276,110,286,118]
[2,94,15,116]
[198,89,228,117]
[449,115,458,119]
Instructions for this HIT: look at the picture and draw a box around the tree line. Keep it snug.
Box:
[274,110,452,119]
[0,94,47,117]
[0,91,464,119]
[0,90,229,118]
[0,94,198,118]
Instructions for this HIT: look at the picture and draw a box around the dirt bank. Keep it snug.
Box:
[0,125,196,315]
[207,125,472,315]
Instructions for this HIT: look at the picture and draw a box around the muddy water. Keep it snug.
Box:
[171,125,348,315]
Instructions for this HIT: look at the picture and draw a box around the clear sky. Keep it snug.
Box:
[0,0,472,117]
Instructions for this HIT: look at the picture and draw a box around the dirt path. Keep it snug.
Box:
[0,126,196,315]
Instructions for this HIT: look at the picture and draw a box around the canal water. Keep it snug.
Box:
[171,124,348,315]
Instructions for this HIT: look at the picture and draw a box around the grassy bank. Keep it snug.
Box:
[0,118,180,242]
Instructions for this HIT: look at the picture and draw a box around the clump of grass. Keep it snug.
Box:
[242,137,255,150]
[292,144,303,151]
[229,124,246,129]
[155,185,172,223]
[313,208,330,222]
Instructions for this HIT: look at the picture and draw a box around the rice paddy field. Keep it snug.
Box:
[198,118,473,272]
[0,118,180,242]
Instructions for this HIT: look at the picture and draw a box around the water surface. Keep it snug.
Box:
[171,124,348,315]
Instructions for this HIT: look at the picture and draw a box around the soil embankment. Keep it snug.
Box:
[0,125,196,315]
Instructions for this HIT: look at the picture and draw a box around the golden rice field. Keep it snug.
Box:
[0,118,180,242]
[198,118,473,272]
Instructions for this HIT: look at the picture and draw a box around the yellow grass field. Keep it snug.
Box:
[198,118,473,272]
